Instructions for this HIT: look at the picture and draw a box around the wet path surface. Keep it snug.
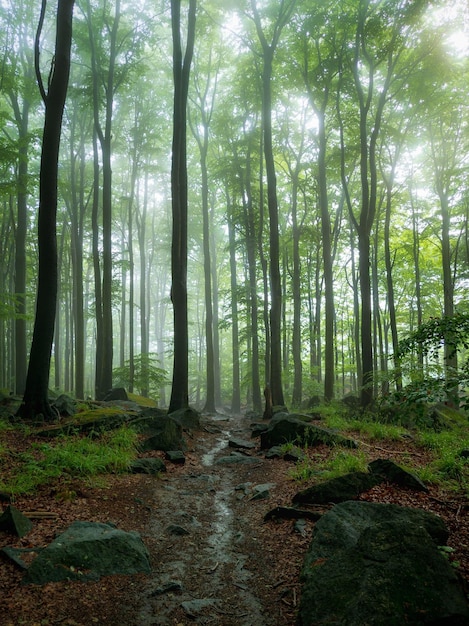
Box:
[136,414,284,625]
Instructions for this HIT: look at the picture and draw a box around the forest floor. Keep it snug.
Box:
[0,411,468,625]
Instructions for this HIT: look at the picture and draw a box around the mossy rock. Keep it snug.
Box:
[35,408,132,438]
[429,403,469,431]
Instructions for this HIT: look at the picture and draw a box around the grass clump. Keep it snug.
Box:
[0,426,138,496]
[289,448,368,483]
[416,429,469,491]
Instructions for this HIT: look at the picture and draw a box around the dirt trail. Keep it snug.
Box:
[136,413,298,625]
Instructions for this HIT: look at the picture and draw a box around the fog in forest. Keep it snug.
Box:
[1,0,468,418]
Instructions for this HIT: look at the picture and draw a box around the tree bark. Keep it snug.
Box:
[168,0,197,413]
[17,0,74,420]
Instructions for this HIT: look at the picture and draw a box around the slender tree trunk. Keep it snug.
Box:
[168,0,196,413]
[13,105,29,396]
[17,0,74,420]
[291,172,302,406]
[227,192,241,414]
[317,109,335,401]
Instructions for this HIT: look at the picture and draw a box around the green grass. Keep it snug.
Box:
[317,406,408,441]
[0,426,138,496]
[415,429,469,490]
[289,448,368,482]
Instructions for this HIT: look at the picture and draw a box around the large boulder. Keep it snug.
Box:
[298,501,469,626]
[131,410,185,451]
[23,521,151,584]
[293,472,382,505]
[369,458,428,492]
[260,416,357,450]
[168,407,201,431]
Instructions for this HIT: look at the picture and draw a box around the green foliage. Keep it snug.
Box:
[289,448,368,483]
[416,429,469,491]
[0,427,138,496]
[397,312,469,362]
[319,404,408,440]
[112,353,168,398]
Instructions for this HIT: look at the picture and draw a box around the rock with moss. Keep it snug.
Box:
[369,458,428,492]
[260,416,357,450]
[23,521,151,584]
[298,501,469,626]
[168,407,201,430]
[130,458,166,474]
[293,472,382,505]
[133,411,185,452]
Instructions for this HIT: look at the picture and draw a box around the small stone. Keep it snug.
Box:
[0,506,33,538]
[165,450,186,464]
[228,437,256,450]
[130,458,166,474]
[151,580,183,595]
[166,524,190,536]
[265,445,284,459]
[250,483,276,500]
[294,518,307,536]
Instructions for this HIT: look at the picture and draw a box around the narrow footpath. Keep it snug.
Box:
[135,413,309,626]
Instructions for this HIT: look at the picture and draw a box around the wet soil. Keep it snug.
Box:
[136,413,304,625]
[1,411,468,625]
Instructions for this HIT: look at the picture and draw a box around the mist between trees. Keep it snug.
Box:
[1,0,468,416]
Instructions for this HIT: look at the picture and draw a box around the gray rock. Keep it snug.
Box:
[165,450,186,464]
[134,413,185,452]
[166,524,190,536]
[130,457,166,474]
[214,455,261,465]
[249,483,276,500]
[293,471,382,505]
[265,445,284,458]
[168,407,201,430]
[0,506,33,538]
[51,394,76,416]
[251,422,269,437]
[228,437,256,450]
[283,445,307,462]
[369,458,428,492]
[151,580,183,596]
[23,521,151,584]
[1,546,39,570]
[298,501,469,626]
[260,416,357,450]
[103,387,128,401]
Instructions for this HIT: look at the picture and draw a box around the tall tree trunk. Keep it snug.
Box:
[260,46,284,408]
[86,0,121,398]
[291,172,302,407]
[168,0,196,413]
[250,0,296,408]
[13,103,30,396]
[317,109,335,402]
[227,192,241,414]
[17,0,74,420]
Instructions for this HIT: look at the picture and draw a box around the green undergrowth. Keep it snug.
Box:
[289,448,368,482]
[0,424,138,496]
[319,407,408,441]
[415,429,469,492]
[289,405,469,494]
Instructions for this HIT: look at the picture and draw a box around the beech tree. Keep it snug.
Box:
[168,0,197,413]
[17,0,74,420]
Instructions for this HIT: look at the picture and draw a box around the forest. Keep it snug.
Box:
[1,0,468,418]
